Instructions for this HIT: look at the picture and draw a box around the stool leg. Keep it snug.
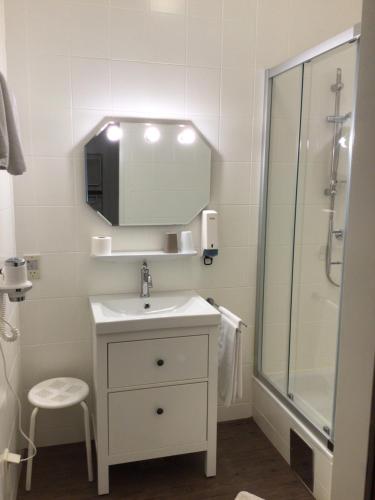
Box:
[81,401,93,482]
[25,407,39,491]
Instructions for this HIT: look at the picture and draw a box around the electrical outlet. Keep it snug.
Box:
[24,254,41,280]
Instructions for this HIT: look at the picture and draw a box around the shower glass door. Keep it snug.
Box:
[258,37,358,440]
[288,42,357,437]
[261,66,303,394]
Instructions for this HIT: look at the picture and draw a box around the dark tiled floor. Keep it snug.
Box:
[18,419,313,500]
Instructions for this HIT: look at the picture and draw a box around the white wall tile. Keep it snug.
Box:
[26,253,80,300]
[146,12,186,64]
[29,55,71,112]
[35,207,77,253]
[114,6,180,65]
[21,340,92,391]
[222,18,256,69]
[221,67,254,116]
[251,70,265,165]
[187,17,221,67]
[110,8,148,61]
[70,1,109,58]
[289,0,361,57]
[32,157,75,206]
[21,297,90,345]
[111,0,149,10]
[13,157,76,208]
[256,0,290,69]
[27,0,71,56]
[15,206,77,254]
[223,0,256,20]
[194,246,256,289]
[0,172,12,210]
[14,206,38,255]
[219,115,253,162]
[250,162,261,205]
[111,60,185,115]
[188,0,222,20]
[71,58,110,109]
[0,210,15,261]
[211,164,250,205]
[150,0,186,15]
[3,0,26,63]
[186,66,220,115]
[219,205,251,247]
[211,163,251,204]
[12,166,36,206]
[30,107,73,157]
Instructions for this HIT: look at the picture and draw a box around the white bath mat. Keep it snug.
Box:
[234,492,265,500]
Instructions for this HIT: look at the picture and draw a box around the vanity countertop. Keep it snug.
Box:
[89,290,220,334]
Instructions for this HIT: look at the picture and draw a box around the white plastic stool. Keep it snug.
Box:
[25,377,93,491]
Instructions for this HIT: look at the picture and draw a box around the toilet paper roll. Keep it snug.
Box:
[91,236,112,256]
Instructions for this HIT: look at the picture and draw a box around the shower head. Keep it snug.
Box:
[331,67,343,92]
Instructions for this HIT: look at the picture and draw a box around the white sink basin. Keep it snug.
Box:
[89,291,220,334]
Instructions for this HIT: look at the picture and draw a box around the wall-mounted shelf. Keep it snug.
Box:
[91,250,198,262]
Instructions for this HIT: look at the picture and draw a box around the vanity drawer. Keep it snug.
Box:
[107,335,208,388]
[108,383,207,455]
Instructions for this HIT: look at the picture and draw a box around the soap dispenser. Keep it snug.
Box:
[201,210,219,265]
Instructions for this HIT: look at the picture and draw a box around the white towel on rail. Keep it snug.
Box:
[218,306,243,406]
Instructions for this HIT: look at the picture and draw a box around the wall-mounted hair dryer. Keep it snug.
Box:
[0,258,36,462]
[0,258,32,343]
[0,257,32,302]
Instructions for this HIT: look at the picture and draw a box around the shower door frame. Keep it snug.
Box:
[254,23,361,447]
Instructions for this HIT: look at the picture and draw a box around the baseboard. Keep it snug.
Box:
[218,403,252,422]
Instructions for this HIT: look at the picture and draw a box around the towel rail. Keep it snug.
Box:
[206,297,248,328]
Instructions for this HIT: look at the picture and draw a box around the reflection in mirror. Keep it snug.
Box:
[84,118,212,226]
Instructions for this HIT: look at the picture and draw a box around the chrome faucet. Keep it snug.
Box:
[140,261,153,298]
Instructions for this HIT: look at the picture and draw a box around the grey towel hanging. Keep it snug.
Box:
[0,72,26,175]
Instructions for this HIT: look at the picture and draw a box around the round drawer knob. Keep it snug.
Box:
[156,408,164,415]
[156,359,164,367]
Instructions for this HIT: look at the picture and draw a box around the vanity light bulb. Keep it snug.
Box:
[178,128,196,145]
[144,126,161,144]
[106,125,123,142]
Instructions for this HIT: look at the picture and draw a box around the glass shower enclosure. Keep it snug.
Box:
[255,25,360,443]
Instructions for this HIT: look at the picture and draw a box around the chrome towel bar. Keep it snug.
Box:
[206,297,248,328]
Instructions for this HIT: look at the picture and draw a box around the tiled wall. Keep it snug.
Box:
[3,0,361,448]
[0,1,21,497]
[5,0,258,446]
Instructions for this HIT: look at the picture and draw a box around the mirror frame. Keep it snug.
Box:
[84,116,213,226]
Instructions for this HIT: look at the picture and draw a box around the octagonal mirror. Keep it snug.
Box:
[84,118,212,226]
